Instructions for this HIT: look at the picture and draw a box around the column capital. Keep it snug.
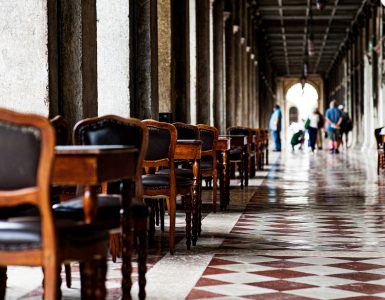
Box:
[233,25,240,33]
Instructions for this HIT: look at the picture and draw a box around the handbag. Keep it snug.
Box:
[304,118,310,129]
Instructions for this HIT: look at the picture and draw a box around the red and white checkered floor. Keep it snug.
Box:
[9,149,385,299]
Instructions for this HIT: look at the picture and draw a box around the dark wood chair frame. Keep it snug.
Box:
[0,108,109,299]
[227,127,251,187]
[142,120,193,255]
[73,115,149,299]
[197,124,218,213]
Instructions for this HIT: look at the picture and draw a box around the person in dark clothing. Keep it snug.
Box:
[291,130,305,151]
[338,104,353,148]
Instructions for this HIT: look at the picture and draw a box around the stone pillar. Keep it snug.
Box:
[224,1,235,128]
[241,0,248,127]
[129,0,159,120]
[213,0,225,133]
[158,0,172,117]
[171,0,190,122]
[58,0,98,129]
[233,1,242,126]
[195,0,211,124]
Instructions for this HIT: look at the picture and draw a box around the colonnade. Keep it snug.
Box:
[325,2,385,149]
[0,0,275,134]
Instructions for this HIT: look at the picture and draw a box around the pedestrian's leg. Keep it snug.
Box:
[276,131,281,151]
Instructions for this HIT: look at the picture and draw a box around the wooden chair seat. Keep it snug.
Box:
[142,174,193,189]
[53,195,148,223]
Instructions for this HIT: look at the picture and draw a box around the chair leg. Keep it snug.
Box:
[43,260,59,300]
[0,267,7,300]
[81,259,106,300]
[167,194,176,254]
[134,215,148,300]
[212,171,218,213]
[159,198,165,232]
[184,195,192,250]
[239,160,244,189]
[92,257,107,300]
[110,233,122,263]
[64,263,72,288]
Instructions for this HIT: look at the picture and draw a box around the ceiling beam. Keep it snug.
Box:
[258,5,360,11]
[262,15,353,21]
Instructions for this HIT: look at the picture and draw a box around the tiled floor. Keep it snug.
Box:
[7,149,385,299]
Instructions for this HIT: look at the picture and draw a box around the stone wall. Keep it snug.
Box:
[0,0,49,115]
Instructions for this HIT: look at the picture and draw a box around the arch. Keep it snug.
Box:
[286,83,319,122]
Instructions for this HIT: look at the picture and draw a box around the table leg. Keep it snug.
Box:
[121,179,133,300]
[82,185,98,223]
[223,150,230,210]
[218,152,225,211]
[192,159,200,245]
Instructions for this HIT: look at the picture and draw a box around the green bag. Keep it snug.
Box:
[304,118,310,129]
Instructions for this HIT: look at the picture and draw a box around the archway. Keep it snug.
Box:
[285,83,319,141]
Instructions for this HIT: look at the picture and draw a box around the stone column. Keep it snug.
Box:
[195,0,211,124]
[171,0,190,122]
[241,0,248,127]
[129,0,159,120]
[224,1,235,128]
[213,0,225,133]
[233,0,242,126]
[158,0,172,118]
[58,0,98,129]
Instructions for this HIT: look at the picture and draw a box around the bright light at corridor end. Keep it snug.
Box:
[382,0,385,6]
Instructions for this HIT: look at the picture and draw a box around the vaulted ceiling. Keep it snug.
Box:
[255,0,367,77]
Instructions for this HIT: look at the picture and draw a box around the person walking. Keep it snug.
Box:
[307,108,320,152]
[325,100,343,154]
[338,104,353,148]
[316,108,324,150]
[269,104,282,152]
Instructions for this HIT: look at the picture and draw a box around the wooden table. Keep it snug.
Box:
[217,137,231,210]
[53,145,138,299]
[175,140,202,244]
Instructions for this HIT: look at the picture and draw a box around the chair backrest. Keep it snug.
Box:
[0,108,55,250]
[74,115,148,182]
[227,126,253,152]
[50,115,70,145]
[173,122,199,140]
[142,120,177,169]
[227,126,250,137]
[197,124,218,156]
[375,127,384,149]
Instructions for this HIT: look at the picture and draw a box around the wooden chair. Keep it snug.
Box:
[375,127,385,175]
[142,120,193,254]
[197,124,218,213]
[50,115,71,146]
[52,115,149,299]
[156,122,201,243]
[0,108,110,299]
[227,126,252,187]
